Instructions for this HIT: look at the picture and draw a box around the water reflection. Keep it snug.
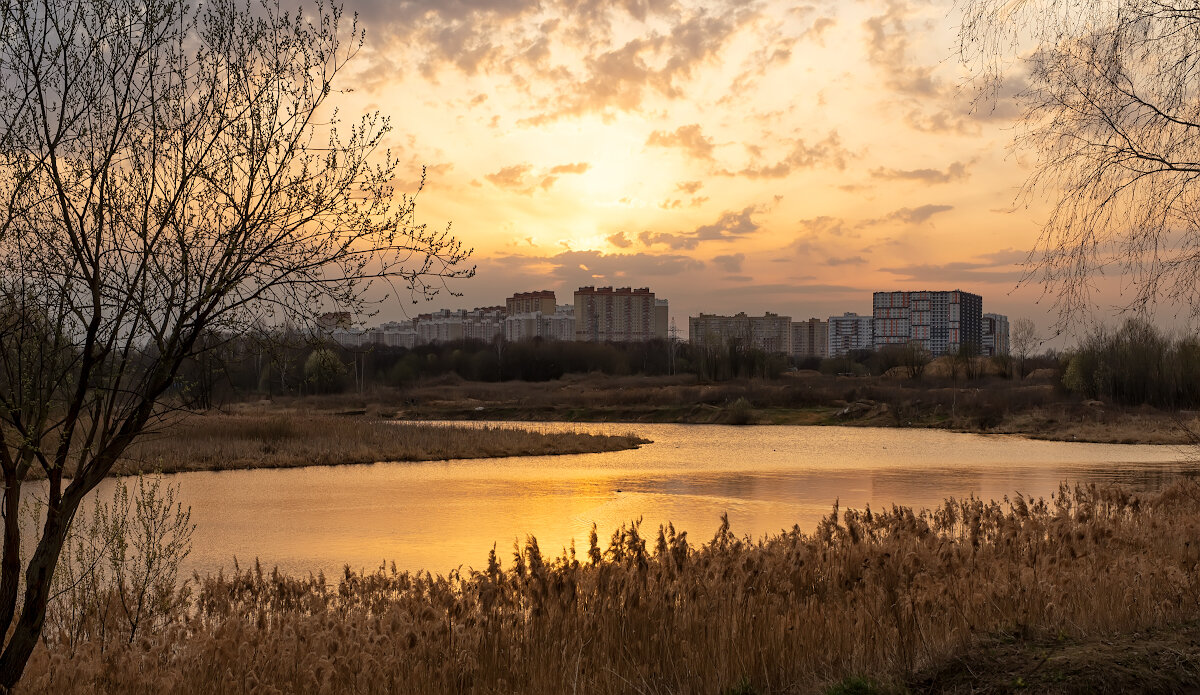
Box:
[106,422,1196,579]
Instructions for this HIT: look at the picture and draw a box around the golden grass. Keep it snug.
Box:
[114,413,649,475]
[17,478,1200,694]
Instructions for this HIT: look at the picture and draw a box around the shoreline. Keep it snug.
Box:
[108,414,651,477]
[388,404,1200,446]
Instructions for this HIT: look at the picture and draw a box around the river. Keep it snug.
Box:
[94,422,1196,579]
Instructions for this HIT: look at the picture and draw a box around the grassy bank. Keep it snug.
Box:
[275,373,1200,445]
[113,413,649,475]
[18,478,1200,693]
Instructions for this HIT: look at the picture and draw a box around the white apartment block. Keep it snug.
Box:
[689,312,793,354]
[791,318,829,359]
[504,305,576,342]
[983,313,1010,356]
[367,321,417,349]
[828,312,874,356]
[416,310,463,344]
[574,286,664,342]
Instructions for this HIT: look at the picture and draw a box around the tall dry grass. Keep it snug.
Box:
[114,414,648,474]
[17,479,1200,694]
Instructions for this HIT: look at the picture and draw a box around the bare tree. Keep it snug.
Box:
[0,0,472,685]
[958,1,1200,325]
[1010,317,1040,378]
[900,341,931,380]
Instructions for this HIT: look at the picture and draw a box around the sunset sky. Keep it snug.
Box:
[332,0,1064,337]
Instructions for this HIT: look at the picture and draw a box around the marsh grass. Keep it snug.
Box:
[16,479,1200,694]
[113,414,649,475]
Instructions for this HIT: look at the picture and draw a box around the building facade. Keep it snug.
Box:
[574,287,662,342]
[983,313,1010,356]
[828,312,874,357]
[791,318,829,360]
[506,290,556,316]
[504,304,576,342]
[654,299,669,340]
[689,312,793,354]
[872,290,983,357]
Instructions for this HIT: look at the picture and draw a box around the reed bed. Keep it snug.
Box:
[17,479,1200,694]
[114,413,648,475]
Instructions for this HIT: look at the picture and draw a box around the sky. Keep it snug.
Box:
[328,0,1065,338]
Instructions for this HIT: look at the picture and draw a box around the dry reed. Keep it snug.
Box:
[113,413,649,475]
[16,478,1200,693]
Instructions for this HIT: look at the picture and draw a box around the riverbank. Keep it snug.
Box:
[266,373,1200,445]
[18,478,1200,694]
[112,413,649,475]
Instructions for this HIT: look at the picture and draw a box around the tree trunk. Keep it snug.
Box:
[0,472,22,639]
[0,507,71,689]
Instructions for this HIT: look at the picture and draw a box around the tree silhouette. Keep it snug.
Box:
[959,1,1200,324]
[0,0,472,684]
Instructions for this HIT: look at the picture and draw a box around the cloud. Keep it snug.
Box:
[720,132,849,179]
[484,163,534,190]
[607,231,633,248]
[975,248,1030,265]
[484,160,590,193]
[863,1,941,98]
[879,262,1024,284]
[550,162,591,174]
[497,250,706,287]
[719,282,863,296]
[712,253,745,272]
[803,16,836,44]
[879,248,1029,285]
[873,204,955,225]
[676,180,704,194]
[870,161,970,184]
[797,215,853,237]
[519,4,758,124]
[639,205,765,249]
[646,124,715,160]
[826,255,867,266]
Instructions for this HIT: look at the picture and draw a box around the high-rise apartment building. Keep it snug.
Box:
[983,313,1010,356]
[689,312,793,354]
[506,290,556,316]
[791,318,829,360]
[574,287,662,342]
[505,304,575,342]
[872,290,983,357]
[828,312,874,356]
[413,308,503,345]
[654,299,669,340]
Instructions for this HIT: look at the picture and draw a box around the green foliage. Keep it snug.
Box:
[304,348,347,394]
[41,476,194,650]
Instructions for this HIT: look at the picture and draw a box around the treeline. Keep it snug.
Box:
[174,335,794,406]
[175,319,1200,411]
[1062,319,1200,408]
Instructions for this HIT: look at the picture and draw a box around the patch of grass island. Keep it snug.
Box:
[113,412,649,475]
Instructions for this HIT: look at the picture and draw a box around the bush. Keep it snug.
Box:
[1061,320,1200,407]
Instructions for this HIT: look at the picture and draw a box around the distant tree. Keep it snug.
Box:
[305,348,348,394]
[958,1,1200,323]
[1010,318,1040,379]
[899,342,932,381]
[0,0,471,685]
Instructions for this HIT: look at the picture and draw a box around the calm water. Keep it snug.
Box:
[97,423,1196,579]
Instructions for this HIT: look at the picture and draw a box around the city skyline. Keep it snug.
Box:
[315,0,1111,342]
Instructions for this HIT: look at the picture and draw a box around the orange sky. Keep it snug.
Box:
[332,0,1072,337]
